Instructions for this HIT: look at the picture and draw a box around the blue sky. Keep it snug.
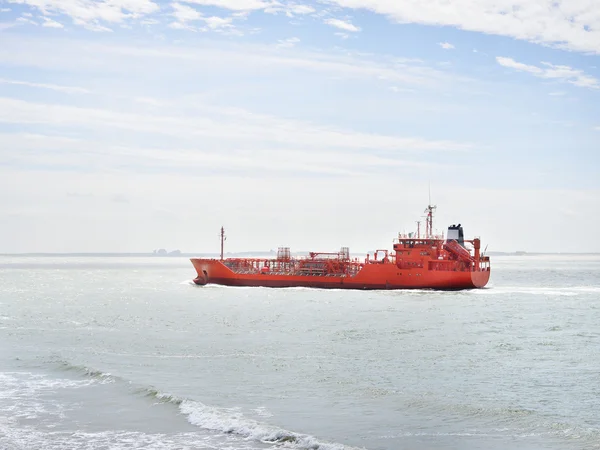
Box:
[0,0,599,254]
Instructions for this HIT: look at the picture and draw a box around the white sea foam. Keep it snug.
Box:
[0,425,268,450]
[0,371,97,397]
[179,399,365,450]
[252,406,274,418]
[0,372,92,426]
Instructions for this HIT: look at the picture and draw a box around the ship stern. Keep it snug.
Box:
[471,269,491,288]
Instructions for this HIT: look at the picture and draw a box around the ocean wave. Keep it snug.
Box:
[143,388,364,450]
[182,399,362,449]
[50,357,119,384]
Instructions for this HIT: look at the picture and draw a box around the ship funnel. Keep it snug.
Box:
[447,224,465,247]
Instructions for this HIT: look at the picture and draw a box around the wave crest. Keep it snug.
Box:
[51,358,118,384]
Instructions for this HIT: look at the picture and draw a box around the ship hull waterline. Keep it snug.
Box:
[190,259,491,291]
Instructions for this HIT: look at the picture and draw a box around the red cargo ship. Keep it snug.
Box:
[190,204,491,290]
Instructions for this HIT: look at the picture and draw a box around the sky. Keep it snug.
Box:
[0,0,599,254]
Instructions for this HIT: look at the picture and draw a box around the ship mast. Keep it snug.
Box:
[425,185,436,238]
[220,226,226,260]
[425,205,436,238]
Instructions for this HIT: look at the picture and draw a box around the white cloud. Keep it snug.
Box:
[168,20,195,30]
[181,0,273,11]
[389,86,415,93]
[41,17,64,28]
[595,126,600,131]
[170,2,236,31]
[7,0,159,30]
[0,35,463,89]
[263,2,316,16]
[276,37,300,48]
[0,97,473,152]
[324,18,360,32]
[84,22,114,32]
[171,2,203,22]
[6,0,600,57]
[0,22,18,30]
[327,0,600,54]
[0,131,455,181]
[540,62,600,88]
[140,18,160,25]
[288,3,314,14]
[0,77,89,93]
[438,42,454,50]
[496,56,542,74]
[203,15,233,28]
[497,56,600,89]
[17,15,38,25]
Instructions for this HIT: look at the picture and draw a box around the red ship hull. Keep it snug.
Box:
[190,256,490,291]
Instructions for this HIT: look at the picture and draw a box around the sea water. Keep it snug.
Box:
[1,254,599,450]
